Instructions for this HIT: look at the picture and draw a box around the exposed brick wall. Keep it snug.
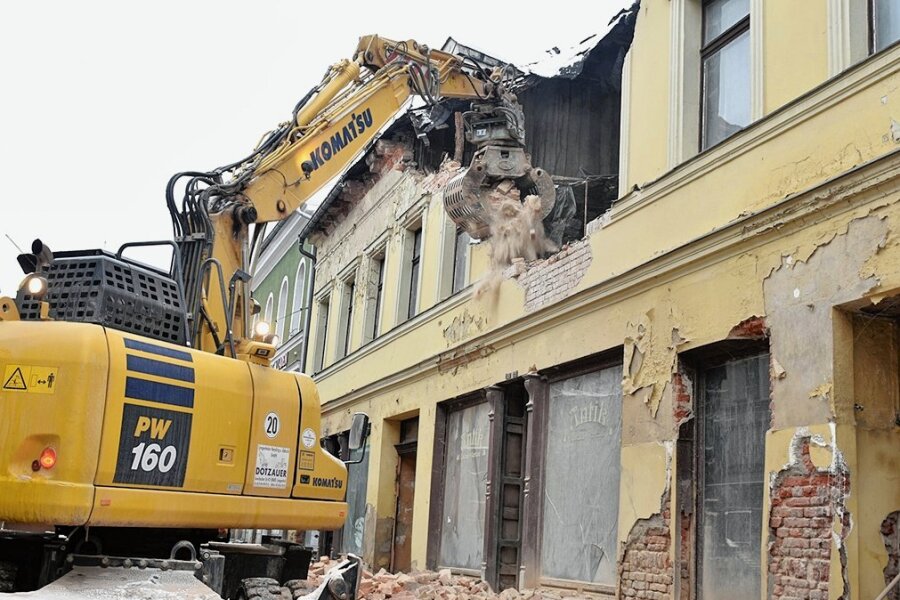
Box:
[513,240,592,312]
[678,510,692,600]
[619,500,675,600]
[671,370,693,427]
[768,437,850,600]
[882,511,900,600]
[727,315,768,339]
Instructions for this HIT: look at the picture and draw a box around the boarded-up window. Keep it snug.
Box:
[699,352,769,599]
[541,366,622,584]
[341,442,369,556]
[439,401,490,570]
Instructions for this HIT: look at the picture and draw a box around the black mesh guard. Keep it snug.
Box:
[15,250,187,345]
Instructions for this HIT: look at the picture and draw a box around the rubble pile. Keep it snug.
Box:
[300,557,607,600]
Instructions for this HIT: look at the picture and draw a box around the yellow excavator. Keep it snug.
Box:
[0,35,554,599]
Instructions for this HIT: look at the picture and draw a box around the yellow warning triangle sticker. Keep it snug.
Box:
[3,368,27,391]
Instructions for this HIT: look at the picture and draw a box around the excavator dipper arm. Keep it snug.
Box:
[175,35,554,356]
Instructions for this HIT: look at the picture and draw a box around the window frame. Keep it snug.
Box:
[451,228,470,296]
[869,0,900,54]
[289,262,307,338]
[312,289,332,374]
[276,276,289,342]
[538,359,624,590]
[408,227,423,320]
[699,0,751,151]
[367,251,386,342]
[336,272,356,360]
[692,345,770,600]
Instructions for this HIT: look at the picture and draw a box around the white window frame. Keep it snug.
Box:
[276,276,289,342]
[312,287,332,374]
[290,262,307,338]
[363,243,387,344]
[335,269,357,361]
[667,0,763,165]
[264,293,274,324]
[396,214,425,324]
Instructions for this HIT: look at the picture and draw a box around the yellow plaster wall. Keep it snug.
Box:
[618,443,671,545]
[762,0,829,114]
[319,180,900,574]
[622,0,671,190]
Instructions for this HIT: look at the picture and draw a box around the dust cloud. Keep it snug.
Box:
[473,181,556,302]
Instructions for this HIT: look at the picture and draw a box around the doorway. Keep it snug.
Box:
[392,417,418,572]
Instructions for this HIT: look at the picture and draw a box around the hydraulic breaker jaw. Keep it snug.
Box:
[444,146,555,239]
[443,85,556,239]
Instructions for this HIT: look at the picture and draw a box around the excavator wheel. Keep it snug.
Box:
[238,577,290,600]
[285,579,316,599]
[0,561,16,593]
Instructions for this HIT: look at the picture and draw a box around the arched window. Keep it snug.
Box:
[264,293,274,324]
[276,277,289,342]
[290,262,307,338]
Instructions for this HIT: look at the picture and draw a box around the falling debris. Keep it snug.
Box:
[474,183,557,301]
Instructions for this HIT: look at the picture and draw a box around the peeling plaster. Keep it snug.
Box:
[441,310,485,345]
[623,311,671,418]
[618,442,673,545]
[764,214,891,429]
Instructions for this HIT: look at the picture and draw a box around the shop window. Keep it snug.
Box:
[438,401,490,571]
[697,351,769,599]
[540,365,622,585]
[341,438,369,556]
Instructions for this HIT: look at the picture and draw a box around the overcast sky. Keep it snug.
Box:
[0,1,629,294]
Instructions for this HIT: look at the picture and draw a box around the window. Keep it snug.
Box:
[290,263,307,338]
[701,0,751,150]
[364,252,386,343]
[341,435,369,556]
[439,401,490,571]
[336,274,356,360]
[398,223,424,323]
[313,295,330,373]
[451,229,470,295]
[439,219,470,301]
[540,365,622,585]
[871,0,900,53]
[264,293,274,324]
[697,351,769,599]
[276,277,289,342]
[408,228,422,320]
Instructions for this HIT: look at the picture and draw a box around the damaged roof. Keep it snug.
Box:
[299,5,639,243]
[515,1,639,79]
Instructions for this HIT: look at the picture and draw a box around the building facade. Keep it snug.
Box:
[301,3,900,598]
[252,211,315,373]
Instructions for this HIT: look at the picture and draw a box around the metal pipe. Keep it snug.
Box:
[875,571,900,600]
[298,238,317,374]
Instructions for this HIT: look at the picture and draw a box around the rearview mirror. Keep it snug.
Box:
[348,413,370,453]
